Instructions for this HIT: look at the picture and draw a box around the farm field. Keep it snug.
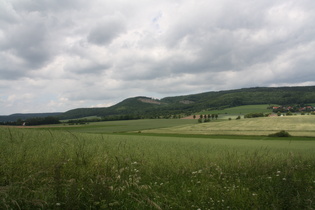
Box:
[40,119,197,134]
[143,115,315,137]
[0,116,315,209]
[199,104,275,119]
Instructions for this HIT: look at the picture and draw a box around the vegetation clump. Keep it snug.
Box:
[244,112,265,118]
[269,130,291,137]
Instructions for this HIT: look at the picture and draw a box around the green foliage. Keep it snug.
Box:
[0,113,62,124]
[26,116,60,126]
[204,118,210,122]
[268,130,292,137]
[244,113,265,118]
[1,116,60,126]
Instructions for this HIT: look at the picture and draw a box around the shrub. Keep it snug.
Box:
[244,113,264,118]
[268,130,291,137]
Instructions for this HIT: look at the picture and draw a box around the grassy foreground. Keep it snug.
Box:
[0,127,314,209]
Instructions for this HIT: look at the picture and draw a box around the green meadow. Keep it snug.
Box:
[48,119,197,134]
[199,104,275,119]
[0,115,315,209]
[144,115,315,137]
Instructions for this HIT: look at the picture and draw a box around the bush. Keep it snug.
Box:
[244,113,264,118]
[268,130,291,137]
[204,118,210,122]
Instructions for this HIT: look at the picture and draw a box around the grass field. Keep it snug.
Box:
[143,115,315,137]
[199,104,275,119]
[0,115,314,209]
[43,119,197,134]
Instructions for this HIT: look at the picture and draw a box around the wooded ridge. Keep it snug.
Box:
[1,86,315,122]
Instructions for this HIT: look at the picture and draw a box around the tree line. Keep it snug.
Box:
[0,116,60,126]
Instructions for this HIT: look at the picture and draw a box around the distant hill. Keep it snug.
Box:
[0,113,62,123]
[2,86,315,122]
[58,86,315,120]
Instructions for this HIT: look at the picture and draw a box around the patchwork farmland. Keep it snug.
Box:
[0,108,314,209]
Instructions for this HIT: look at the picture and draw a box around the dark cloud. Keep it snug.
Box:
[88,15,126,46]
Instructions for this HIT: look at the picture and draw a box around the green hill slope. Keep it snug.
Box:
[58,86,315,120]
[2,86,315,121]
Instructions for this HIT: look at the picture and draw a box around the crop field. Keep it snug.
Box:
[199,104,275,118]
[43,119,197,134]
[144,115,315,137]
[0,116,315,209]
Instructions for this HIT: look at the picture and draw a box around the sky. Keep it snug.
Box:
[1,0,315,115]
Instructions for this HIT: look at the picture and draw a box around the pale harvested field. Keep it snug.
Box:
[143,115,315,136]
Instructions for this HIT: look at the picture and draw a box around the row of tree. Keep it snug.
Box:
[244,113,268,118]
[0,116,60,126]
[194,114,219,123]
[194,114,218,120]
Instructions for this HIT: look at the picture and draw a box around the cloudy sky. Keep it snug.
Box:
[1,0,315,115]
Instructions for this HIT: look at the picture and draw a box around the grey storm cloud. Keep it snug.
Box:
[88,15,127,46]
[1,0,315,114]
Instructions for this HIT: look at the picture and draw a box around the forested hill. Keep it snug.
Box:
[58,86,315,120]
[0,113,62,123]
[1,86,315,121]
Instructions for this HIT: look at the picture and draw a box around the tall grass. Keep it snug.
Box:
[0,127,314,209]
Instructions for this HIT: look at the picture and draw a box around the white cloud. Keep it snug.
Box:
[1,0,315,115]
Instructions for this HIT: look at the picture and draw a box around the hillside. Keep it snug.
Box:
[1,86,315,121]
[58,86,315,120]
[0,113,62,123]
